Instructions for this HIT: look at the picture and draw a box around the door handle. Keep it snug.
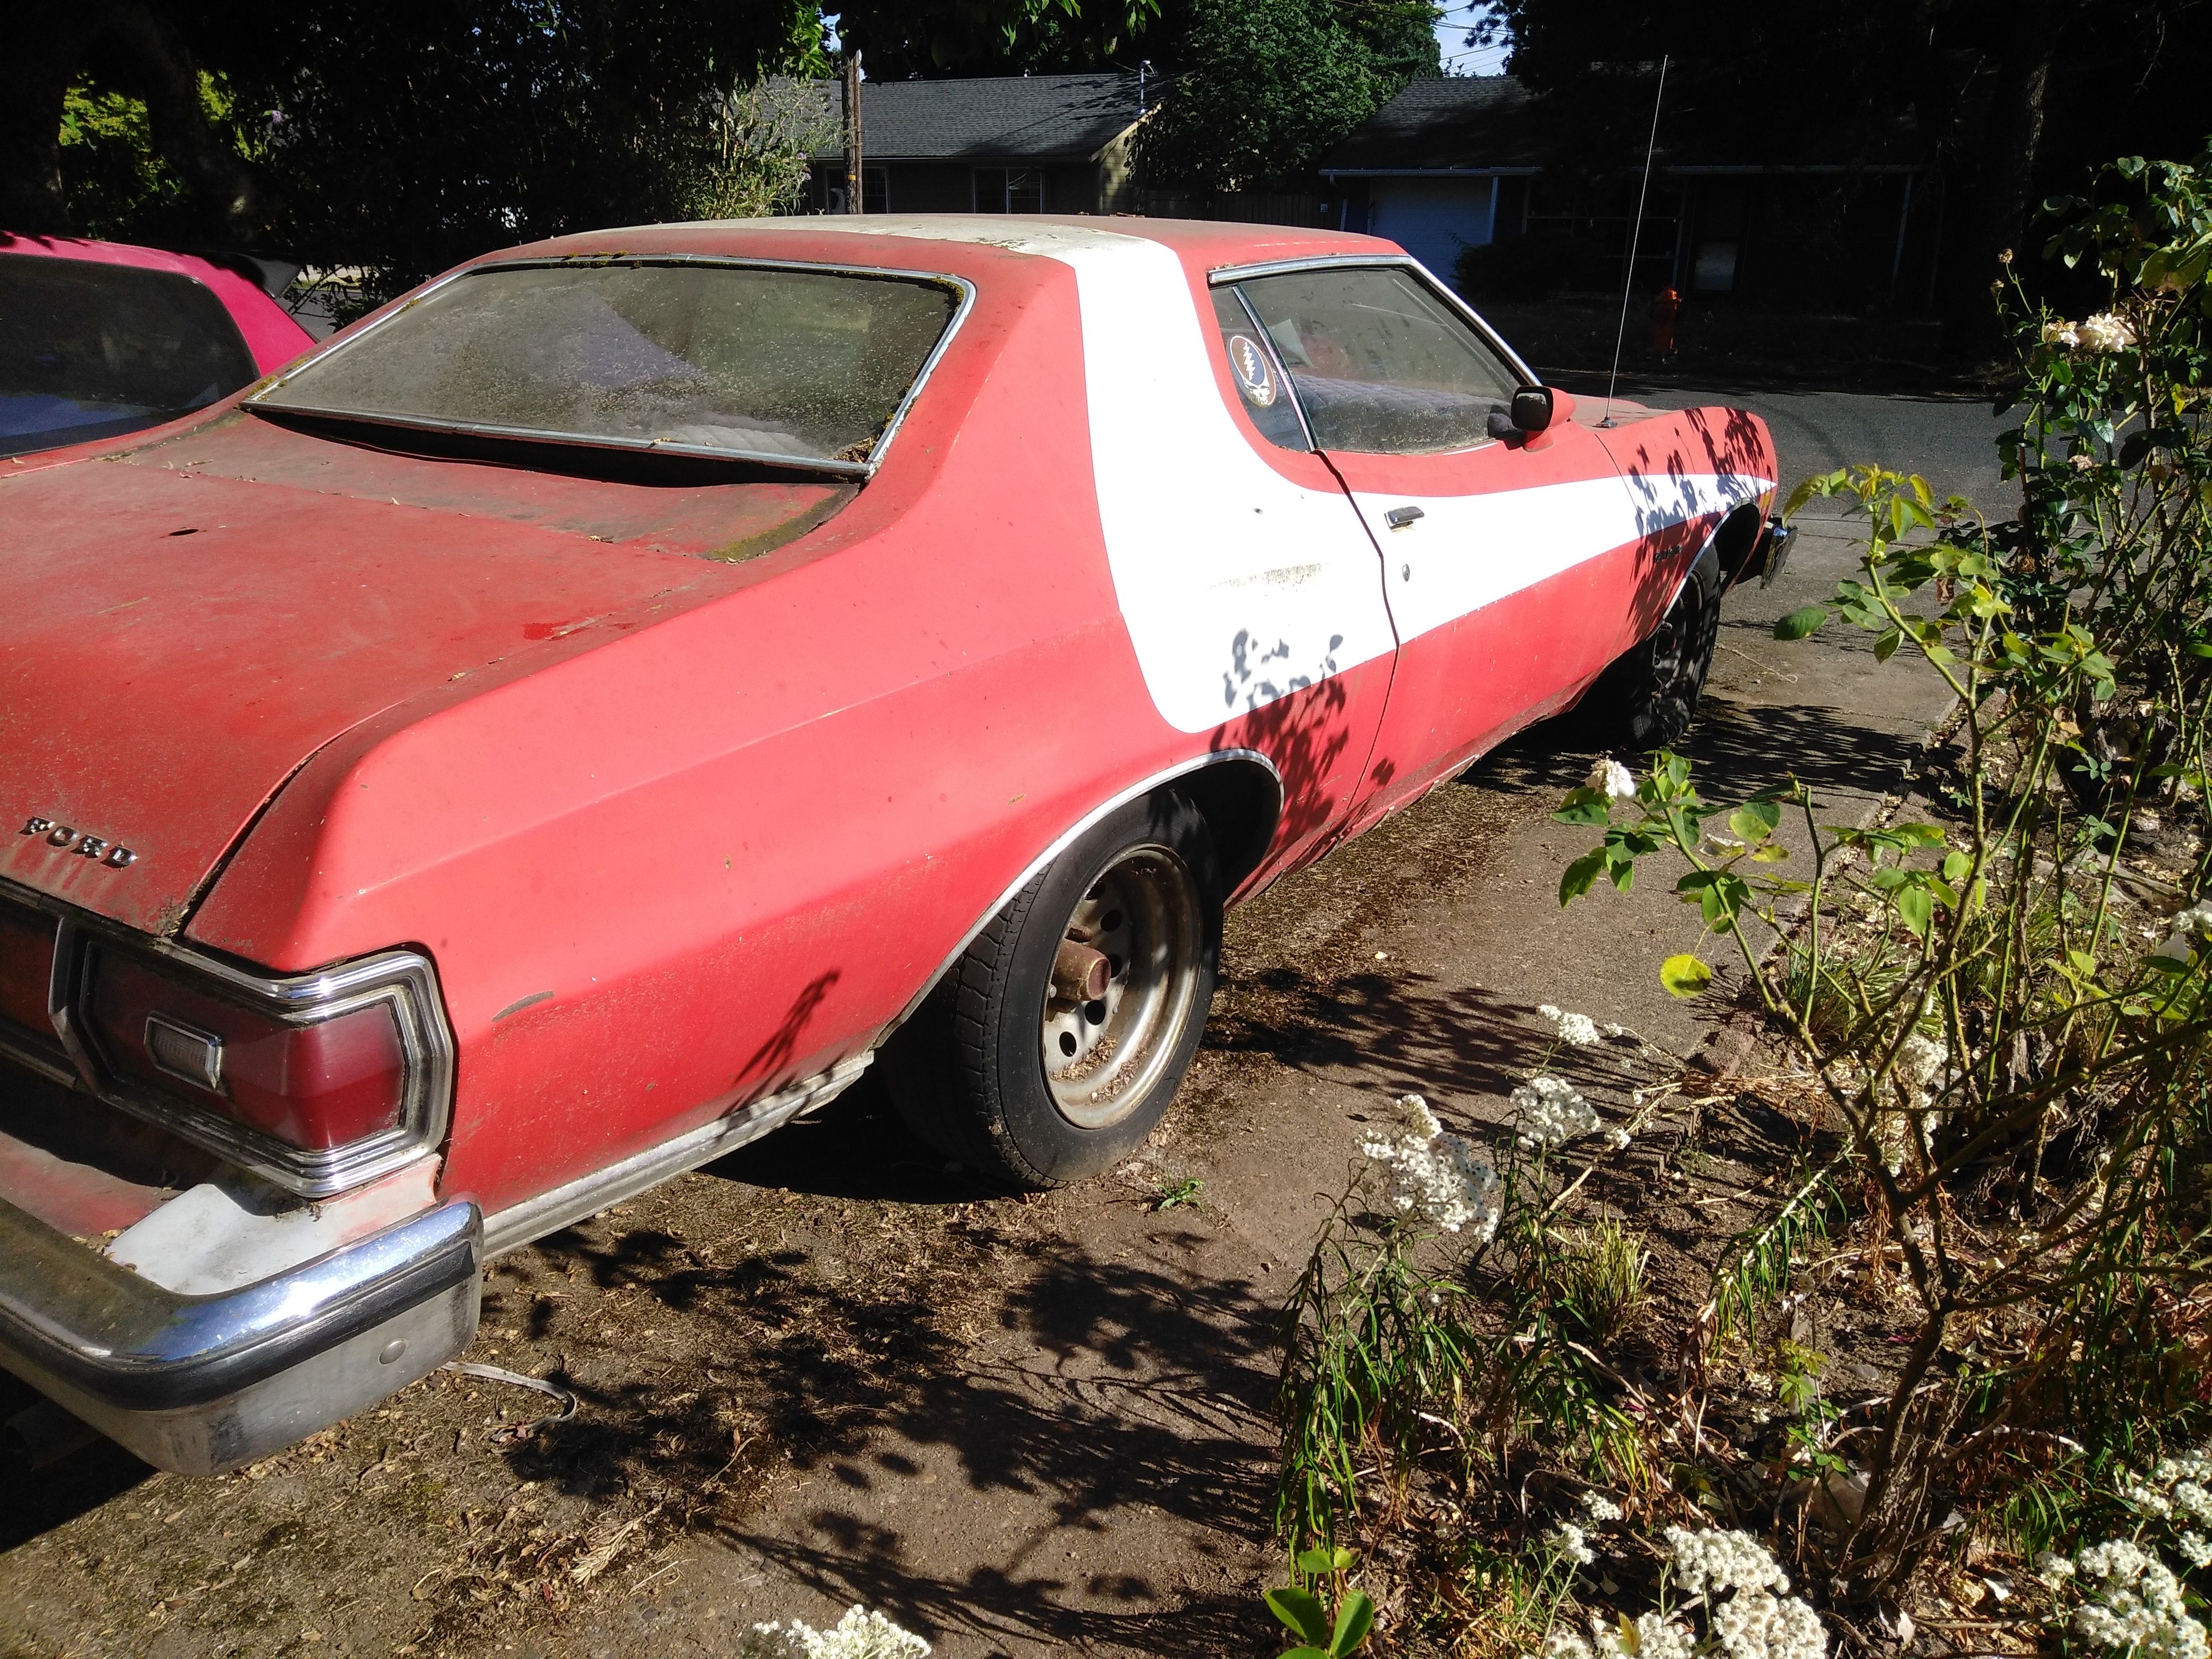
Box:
[1384,504,1425,529]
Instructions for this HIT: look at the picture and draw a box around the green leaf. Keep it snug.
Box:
[1282,1650,1330,1659]
[1896,885,1933,937]
[1294,1548,1336,1577]
[1729,802,1780,842]
[1872,627,1902,663]
[1773,605,1829,641]
[1750,843,1790,862]
[1941,851,1972,882]
[1661,953,1713,998]
[1561,851,1606,907]
[1267,1588,1332,1645]
[1554,786,1613,826]
[1330,1589,1377,1655]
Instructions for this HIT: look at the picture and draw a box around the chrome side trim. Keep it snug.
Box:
[0,873,456,1200]
[1206,253,1540,388]
[247,255,977,483]
[886,750,1285,1032]
[479,1053,874,1259]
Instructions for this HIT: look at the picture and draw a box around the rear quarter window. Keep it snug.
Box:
[0,254,258,457]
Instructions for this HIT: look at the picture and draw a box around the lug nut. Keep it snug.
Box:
[1052,940,1111,1003]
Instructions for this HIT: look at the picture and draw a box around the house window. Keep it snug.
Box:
[822,166,889,214]
[973,167,1045,213]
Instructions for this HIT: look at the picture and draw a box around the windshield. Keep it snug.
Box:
[0,254,259,458]
[253,261,961,472]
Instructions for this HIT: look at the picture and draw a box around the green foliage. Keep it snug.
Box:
[1555,1220,1649,1345]
[1555,138,2212,1595]
[1153,1175,1204,1210]
[1135,0,1411,192]
[1266,1548,1376,1656]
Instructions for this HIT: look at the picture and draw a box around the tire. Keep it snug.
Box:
[1579,544,1724,752]
[884,792,1222,1189]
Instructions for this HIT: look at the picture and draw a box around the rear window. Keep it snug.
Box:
[253,261,963,473]
[0,254,258,458]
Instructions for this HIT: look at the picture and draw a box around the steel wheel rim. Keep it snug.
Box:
[1038,844,1203,1130]
[1648,583,1707,715]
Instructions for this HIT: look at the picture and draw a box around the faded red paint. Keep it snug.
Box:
[0,233,315,376]
[0,219,1776,1221]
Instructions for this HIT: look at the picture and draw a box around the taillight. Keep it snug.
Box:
[46,931,455,1198]
[0,901,56,1036]
[85,946,409,1150]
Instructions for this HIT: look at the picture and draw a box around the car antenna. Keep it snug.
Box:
[1599,53,1668,429]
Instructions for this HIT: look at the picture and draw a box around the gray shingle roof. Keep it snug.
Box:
[805,73,1145,163]
[1320,76,1540,172]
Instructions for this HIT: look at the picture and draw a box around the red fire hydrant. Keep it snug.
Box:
[1650,286,1681,356]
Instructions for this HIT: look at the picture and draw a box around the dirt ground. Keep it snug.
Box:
[0,391,2007,1658]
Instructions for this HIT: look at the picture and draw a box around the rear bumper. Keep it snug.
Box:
[0,1193,480,1474]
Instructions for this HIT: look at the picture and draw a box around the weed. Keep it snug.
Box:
[1153,1176,1203,1211]
[1555,1220,1650,1346]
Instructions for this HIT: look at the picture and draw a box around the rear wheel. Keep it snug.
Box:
[885,792,1222,1189]
[1579,546,1723,751]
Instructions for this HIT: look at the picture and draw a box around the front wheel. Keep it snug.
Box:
[1578,545,1723,751]
[884,792,1222,1188]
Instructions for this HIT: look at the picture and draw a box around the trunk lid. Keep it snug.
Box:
[1,412,849,936]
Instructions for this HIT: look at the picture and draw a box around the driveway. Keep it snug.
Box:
[0,388,2010,1659]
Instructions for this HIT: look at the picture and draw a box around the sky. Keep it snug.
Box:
[1434,2,1512,76]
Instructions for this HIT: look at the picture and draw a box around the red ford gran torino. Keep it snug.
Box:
[0,217,1784,1472]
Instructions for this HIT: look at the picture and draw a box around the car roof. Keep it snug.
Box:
[0,232,314,373]
[504,215,1404,274]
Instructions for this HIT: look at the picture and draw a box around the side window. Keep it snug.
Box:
[1233,266,1522,455]
[1209,287,1309,452]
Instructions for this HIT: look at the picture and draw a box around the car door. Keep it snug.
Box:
[1222,263,1643,823]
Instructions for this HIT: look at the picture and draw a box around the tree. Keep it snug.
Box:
[3,1,827,291]
[1138,0,1439,194]
[1467,0,2212,349]
[833,0,1164,78]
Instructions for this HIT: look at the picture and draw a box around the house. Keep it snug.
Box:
[1322,77,1939,313]
[1317,77,1542,280]
[805,73,1147,216]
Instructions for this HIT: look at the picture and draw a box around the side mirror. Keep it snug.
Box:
[1511,384,1557,434]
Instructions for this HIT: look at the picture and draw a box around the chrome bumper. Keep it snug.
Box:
[0,1194,481,1474]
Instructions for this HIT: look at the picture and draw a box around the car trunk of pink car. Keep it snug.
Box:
[0,411,854,938]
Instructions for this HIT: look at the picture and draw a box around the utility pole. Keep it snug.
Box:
[843,50,864,214]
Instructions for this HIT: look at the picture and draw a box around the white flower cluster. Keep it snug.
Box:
[2121,1444,2212,1527]
[1713,1585,1827,1659]
[2073,1540,2209,1659]
[1663,1527,1791,1598]
[1540,1004,1604,1047]
[1548,1520,1598,1565]
[2043,313,2138,354]
[739,1606,932,1659]
[1538,1529,1825,1659]
[1513,1075,1601,1148]
[1667,1530,1822,1659]
[1588,757,1639,801]
[1361,1093,1503,1238]
[1582,1490,1624,1522]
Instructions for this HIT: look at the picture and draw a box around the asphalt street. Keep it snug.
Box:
[0,387,2016,1659]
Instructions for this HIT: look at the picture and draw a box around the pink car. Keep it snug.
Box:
[0,233,314,458]
[0,218,1783,1472]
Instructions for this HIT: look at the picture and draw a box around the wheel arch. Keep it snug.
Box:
[1711,502,1766,589]
[883,750,1282,1035]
